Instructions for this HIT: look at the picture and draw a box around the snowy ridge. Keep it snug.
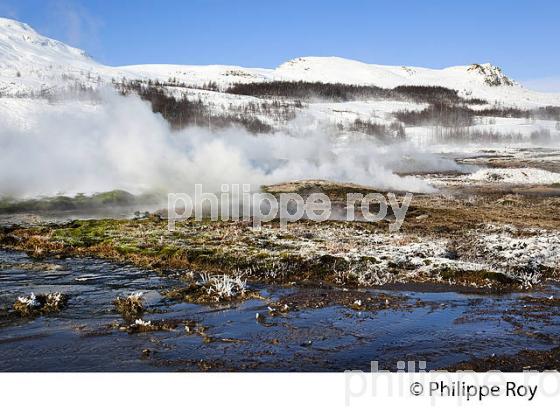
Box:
[120,57,560,108]
[1,17,560,108]
[0,17,129,95]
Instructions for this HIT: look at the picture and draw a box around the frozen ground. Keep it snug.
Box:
[418,146,560,187]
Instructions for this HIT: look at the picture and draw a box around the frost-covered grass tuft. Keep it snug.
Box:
[515,271,542,289]
[164,271,256,304]
[17,292,40,308]
[199,273,247,301]
[350,262,395,286]
[462,224,560,288]
[124,318,156,333]
[114,291,145,320]
[13,292,68,316]
[507,261,544,289]
[44,292,66,309]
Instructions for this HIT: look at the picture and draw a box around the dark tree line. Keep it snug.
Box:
[428,127,554,144]
[473,106,560,121]
[394,102,475,127]
[395,103,560,127]
[227,81,387,101]
[226,81,488,105]
[429,128,526,144]
[115,80,272,133]
[529,106,560,121]
[235,100,300,122]
[344,119,406,140]
[391,85,485,105]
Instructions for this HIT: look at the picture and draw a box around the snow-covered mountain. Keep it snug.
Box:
[0,18,119,95]
[1,16,560,109]
[1,17,560,200]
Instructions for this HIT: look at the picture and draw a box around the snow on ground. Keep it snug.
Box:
[465,224,560,286]
[471,117,559,136]
[422,165,560,188]
[0,18,128,95]
[306,100,427,126]
[254,222,560,288]
[405,117,560,146]
[119,64,273,90]
[467,168,560,185]
[255,224,486,286]
[0,96,100,130]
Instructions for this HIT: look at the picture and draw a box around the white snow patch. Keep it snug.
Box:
[467,168,560,185]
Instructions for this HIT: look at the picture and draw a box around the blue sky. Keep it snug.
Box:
[1,0,559,89]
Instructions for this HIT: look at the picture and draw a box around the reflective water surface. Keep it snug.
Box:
[1,250,559,371]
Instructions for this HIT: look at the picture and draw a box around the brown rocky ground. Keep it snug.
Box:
[1,181,558,293]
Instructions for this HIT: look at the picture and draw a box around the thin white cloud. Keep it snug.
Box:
[44,0,103,58]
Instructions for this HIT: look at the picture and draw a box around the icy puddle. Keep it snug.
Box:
[1,249,559,371]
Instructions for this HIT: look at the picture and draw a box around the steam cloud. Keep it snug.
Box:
[0,90,462,199]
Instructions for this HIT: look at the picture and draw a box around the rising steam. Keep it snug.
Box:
[0,89,461,199]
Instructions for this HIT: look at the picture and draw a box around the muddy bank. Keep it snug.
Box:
[446,346,560,372]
